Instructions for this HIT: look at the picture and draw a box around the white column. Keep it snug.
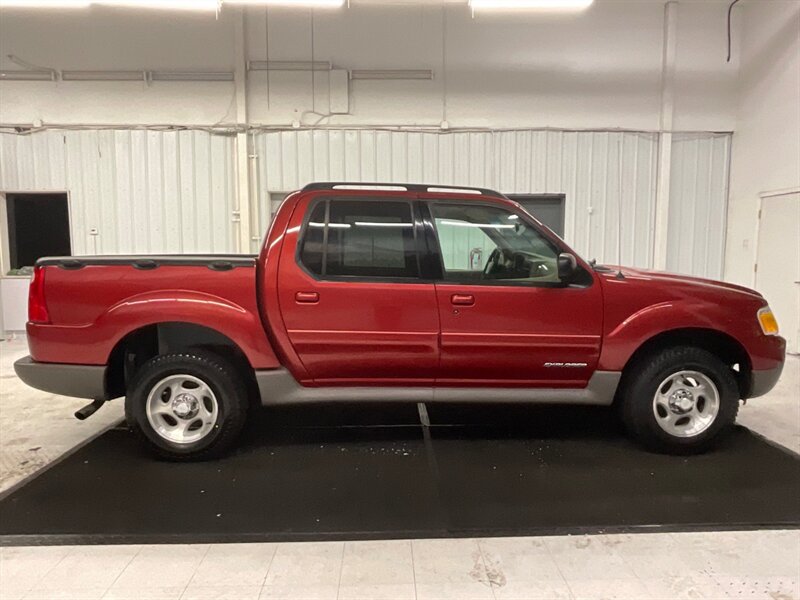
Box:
[653,1,678,271]
[234,8,253,255]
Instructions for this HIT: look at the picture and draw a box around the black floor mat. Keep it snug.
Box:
[1,404,798,545]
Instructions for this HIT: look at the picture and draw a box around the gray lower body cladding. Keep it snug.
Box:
[14,356,108,400]
[255,368,622,406]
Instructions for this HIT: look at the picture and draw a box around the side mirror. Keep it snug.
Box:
[557,252,578,282]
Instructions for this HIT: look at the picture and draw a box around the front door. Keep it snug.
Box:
[277,195,439,385]
[425,198,603,387]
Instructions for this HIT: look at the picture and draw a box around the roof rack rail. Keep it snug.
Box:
[301,182,505,198]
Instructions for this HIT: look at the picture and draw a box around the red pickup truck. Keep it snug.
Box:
[15,183,785,460]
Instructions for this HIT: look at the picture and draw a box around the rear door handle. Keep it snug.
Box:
[295,291,320,304]
[451,294,475,306]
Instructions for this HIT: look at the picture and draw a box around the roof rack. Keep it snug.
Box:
[301,182,505,198]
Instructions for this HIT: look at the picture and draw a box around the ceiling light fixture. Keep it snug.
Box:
[224,0,344,6]
[62,70,145,81]
[469,0,593,10]
[96,0,219,10]
[150,70,234,81]
[248,60,331,71]
[0,70,55,80]
[0,0,90,7]
[350,69,434,80]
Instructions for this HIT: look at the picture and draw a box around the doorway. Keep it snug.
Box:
[508,194,566,238]
[756,191,800,354]
[3,193,72,275]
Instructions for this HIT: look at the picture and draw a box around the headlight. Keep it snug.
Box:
[757,306,779,336]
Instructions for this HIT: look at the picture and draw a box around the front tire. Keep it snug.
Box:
[620,346,739,454]
[126,352,249,460]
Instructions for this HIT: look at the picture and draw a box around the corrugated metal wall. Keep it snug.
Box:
[0,130,237,255]
[667,133,731,280]
[0,128,731,277]
[253,129,660,268]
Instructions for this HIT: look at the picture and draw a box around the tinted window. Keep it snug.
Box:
[431,202,560,284]
[299,199,419,279]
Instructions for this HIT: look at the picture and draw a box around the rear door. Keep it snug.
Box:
[277,194,439,385]
[423,198,603,387]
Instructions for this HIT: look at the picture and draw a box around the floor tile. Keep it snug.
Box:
[415,581,495,600]
[180,585,262,600]
[712,575,800,599]
[110,545,208,590]
[188,543,276,586]
[545,536,637,580]
[566,577,651,600]
[102,586,185,600]
[479,536,566,583]
[339,540,414,586]
[262,542,343,587]
[23,588,107,600]
[491,579,573,600]
[641,576,731,599]
[337,582,416,600]
[36,545,140,590]
[258,583,338,600]
[0,546,73,596]
[412,538,487,585]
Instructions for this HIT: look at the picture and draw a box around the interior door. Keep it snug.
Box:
[277,195,440,385]
[426,199,603,387]
[756,192,800,354]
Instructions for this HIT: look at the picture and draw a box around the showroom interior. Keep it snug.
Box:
[0,0,799,598]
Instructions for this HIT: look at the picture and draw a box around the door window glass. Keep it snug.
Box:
[299,199,419,279]
[431,203,560,284]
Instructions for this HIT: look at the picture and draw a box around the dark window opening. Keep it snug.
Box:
[299,199,419,279]
[6,193,71,274]
[508,194,566,239]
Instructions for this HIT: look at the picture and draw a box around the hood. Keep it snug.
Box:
[597,265,764,300]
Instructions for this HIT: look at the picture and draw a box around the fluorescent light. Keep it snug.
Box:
[353,222,413,228]
[96,0,219,10]
[150,70,233,81]
[224,0,343,6]
[439,220,515,229]
[469,0,593,10]
[0,0,89,6]
[62,70,145,81]
[0,70,55,80]
[248,60,331,71]
[350,69,433,81]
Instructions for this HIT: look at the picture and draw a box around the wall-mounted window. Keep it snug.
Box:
[2,193,71,276]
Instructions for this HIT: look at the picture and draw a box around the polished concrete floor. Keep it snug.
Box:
[1,336,798,599]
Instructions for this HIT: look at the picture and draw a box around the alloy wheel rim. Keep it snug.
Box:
[652,370,720,438]
[145,374,219,445]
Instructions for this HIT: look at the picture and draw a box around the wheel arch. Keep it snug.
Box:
[619,327,753,398]
[106,321,259,404]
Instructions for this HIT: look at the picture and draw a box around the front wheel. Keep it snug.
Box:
[620,346,740,454]
[126,352,249,460]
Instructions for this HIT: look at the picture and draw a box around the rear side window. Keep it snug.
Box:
[299,199,419,279]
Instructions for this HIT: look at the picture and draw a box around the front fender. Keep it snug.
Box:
[598,300,749,371]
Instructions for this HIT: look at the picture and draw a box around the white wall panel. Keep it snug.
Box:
[668,133,731,279]
[0,130,237,256]
[254,129,659,267]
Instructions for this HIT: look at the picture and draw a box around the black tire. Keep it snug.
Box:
[126,352,249,461]
[620,346,739,454]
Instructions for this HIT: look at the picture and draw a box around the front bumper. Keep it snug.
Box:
[14,356,108,400]
[749,363,784,398]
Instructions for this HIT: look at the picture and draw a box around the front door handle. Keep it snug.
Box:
[451,294,475,306]
[295,291,320,304]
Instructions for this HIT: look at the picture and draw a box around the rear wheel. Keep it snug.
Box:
[126,352,248,460]
[620,346,739,454]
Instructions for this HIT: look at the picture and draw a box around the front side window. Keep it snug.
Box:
[430,202,560,284]
[299,199,419,279]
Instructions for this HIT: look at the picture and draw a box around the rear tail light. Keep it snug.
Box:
[28,266,50,324]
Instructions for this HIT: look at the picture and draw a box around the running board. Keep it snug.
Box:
[255,369,621,407]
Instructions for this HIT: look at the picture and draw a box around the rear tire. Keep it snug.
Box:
[126,351,249,461]
[620,346,739,454]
